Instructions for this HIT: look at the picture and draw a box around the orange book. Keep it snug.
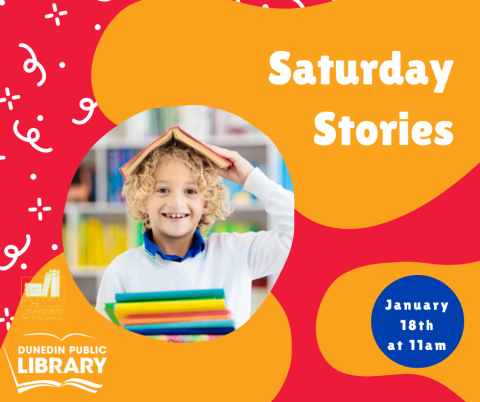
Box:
[119,126,232,180]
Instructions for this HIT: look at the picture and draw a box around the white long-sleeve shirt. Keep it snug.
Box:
[95,168,294,328]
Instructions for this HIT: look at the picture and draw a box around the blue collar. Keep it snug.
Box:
[143,228,205,263]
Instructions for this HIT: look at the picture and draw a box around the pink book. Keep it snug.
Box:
[128,309,232,319]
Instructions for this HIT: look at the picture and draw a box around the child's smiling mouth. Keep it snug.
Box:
[161,213,190,220]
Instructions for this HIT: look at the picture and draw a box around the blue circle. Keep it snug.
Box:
[371,275,464,368]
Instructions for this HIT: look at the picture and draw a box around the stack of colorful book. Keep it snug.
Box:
[104,289,235,343]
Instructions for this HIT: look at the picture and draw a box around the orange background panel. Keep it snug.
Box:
[316,262,480,401]
[1,254,292,401]
[92,0,480,228]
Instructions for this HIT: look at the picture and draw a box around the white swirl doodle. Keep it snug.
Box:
[0,235,30,271]
[72,98,97,125]
[19,44,46,87]
[13,120,53,153]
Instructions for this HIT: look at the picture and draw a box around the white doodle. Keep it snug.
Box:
[0,235,30,272]
[72,98,97,125]
[0,1,5,6]
[19,44,47,87]
[45,3,68,26]
[13,120,53,153]
[0,156,5,161]
[0,87,20,110]
[28,198,52,221]
[0,308,13,331]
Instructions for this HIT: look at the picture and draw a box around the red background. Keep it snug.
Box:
[0,0,474,400]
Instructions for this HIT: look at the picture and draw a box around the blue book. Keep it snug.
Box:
[280,159,294,192]
[108,149,123,202]
[115,289,226,303]
[125,319,236,332]
[126,327,235,335]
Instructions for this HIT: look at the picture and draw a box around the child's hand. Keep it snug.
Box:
[208,145,254,185]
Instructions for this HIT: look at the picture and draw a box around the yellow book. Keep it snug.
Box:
[105,223,127,262]
[86,219,94,266]
[78,218,87,267]
[113,299,227,320]
[93,219,107,267]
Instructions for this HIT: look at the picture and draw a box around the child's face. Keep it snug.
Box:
[142,159,209,241]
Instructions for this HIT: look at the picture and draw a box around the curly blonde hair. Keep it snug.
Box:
[122,139,231,234]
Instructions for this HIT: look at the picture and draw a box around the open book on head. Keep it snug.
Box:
[119,126,232,180]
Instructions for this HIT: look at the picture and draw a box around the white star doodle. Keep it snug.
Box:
[0,308,13,331]
[28,198,52,221]
[45,3,68,26]
[0,88,20,111]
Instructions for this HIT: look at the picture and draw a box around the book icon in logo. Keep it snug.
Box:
[24,270,61,298]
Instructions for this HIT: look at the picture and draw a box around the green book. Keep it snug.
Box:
[105,303,120,326]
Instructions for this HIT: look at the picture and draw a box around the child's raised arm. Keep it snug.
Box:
[208,145,294,280]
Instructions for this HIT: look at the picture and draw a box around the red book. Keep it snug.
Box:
[119,126,232,180]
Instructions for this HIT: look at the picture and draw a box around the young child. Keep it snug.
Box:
[95,138,294,328]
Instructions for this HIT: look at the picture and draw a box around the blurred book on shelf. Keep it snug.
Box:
[64,217,143,270]
[178,106,212,141]
[279,158,293,193]
[67,164,95,202]
[108,149,134,202]
[214,109,259,136]
[208,221,259,235]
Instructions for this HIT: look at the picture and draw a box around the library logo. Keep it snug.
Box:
[3,333,105,394]
[21,270,65,321]
[24,269,61,298]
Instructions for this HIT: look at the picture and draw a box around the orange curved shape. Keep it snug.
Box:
[316,261,480,401]
[92,0,480,228]
[1,254,291,400]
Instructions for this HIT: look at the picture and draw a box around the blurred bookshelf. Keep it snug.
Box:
[63,106,293,316]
